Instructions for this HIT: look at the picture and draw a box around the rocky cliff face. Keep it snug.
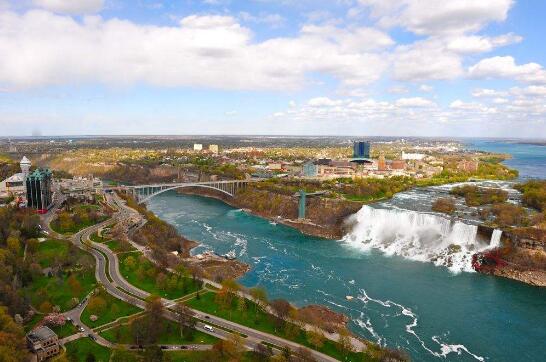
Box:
[178,186,363,239]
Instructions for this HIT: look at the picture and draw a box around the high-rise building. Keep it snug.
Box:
[193,144,203,151]
[26,168,53,213]
[353,141,371,159]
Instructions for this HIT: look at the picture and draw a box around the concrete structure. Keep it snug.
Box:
[26,168,53,212]
[0,156,31,198]
[209,144,219,154]
[390,160,406,170]
[26,326,60,362]
[193,143,203,151]
[59,176,103,200]
[402,151,426,160]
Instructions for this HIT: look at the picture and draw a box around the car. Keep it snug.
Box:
[203,324,214,332]
[66,317,72,322]
[87,334,96,341]
[160,346,168,350]
[79,327,85,332]
[204,315,210,319]
[180,346,188,350]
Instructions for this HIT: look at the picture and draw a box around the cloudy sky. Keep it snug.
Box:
[1,0,545,137]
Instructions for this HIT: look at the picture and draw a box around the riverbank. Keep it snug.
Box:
[176,186,362,239]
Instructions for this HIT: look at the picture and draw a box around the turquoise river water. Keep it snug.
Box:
[146,140,546,362]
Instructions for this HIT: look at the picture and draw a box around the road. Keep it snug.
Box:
[46,192,340,361]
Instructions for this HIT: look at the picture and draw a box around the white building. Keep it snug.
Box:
[402,151,426,161]
[193,144,203,151]
[209,144,219,154]
[0,156,31,198]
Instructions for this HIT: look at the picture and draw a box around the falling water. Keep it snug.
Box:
[489,229,503,248]
[344,206,493,273]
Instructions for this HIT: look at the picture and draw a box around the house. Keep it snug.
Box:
[26,326,60,362]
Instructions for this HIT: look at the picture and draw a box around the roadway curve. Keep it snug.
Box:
[51,192,339,361]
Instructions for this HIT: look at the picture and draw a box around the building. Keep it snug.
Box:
[378,153,387,171]
[353,141,371,159]
[26,326,60,362]
[59,175,103,200]
[390,160,406,170]
[26,168,53,213]
[193,143,203,151]
[0,156,31,198]
[302,161,318,177]
[209,144,219,154]
[457,159,479,172]
[402,151,425,160]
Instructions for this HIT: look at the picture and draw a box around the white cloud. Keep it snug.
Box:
[468,56,546,84]
[471,88,508,97]
[395,97,435,107]
[32,0,103,14]
[358,0,513,36]
[393,39,463,81]
[419,84,433,92]
[0,10,389,90]
[446,33,521,54]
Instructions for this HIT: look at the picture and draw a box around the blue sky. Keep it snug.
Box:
[0,0,545,138]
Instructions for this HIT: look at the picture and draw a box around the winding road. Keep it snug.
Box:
[46,192,340,361]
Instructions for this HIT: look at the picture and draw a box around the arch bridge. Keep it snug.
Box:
[124,179,258,204]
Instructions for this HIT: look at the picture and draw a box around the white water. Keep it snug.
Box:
[490,229,503,248]
[344,206,502,273]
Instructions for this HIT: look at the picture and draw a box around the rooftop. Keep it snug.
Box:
[27,326,57,342]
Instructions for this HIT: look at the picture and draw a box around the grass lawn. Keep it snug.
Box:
[51,215,108,235]
[63,337,111,362]
[24,313,44,332]
[51,322,78,338]
[27,241,97,312]
[81,291,141,329]
[28,270,97,312]
[105,239,136,253]
[100,317,218,345]
[118,252,201,300]
[90,231,108,243]
[35,239,69,267]
[187,292,370,361]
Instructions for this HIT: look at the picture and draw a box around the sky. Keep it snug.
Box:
[0,0,546,138]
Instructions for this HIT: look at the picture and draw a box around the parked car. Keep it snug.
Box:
[203,324,214,332]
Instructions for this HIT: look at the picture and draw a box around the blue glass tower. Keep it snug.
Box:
[353,141,370,158]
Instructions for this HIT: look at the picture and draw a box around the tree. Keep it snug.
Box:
[155,272,167,290]
[249,286,268,319]
[431,198,456,215]
[67,274,82,297]
[175,301,196,339]
[88,296,107,314]
[124,256,137,270]
[85,352,96,362]
[294,347,317,362]
[253,343,273,361]
[337,327,354,355]
[270,299,292,330]
[6,235,20,255]
[144,345,163,362]
[212,334,245,361]
[306,327,325,349]
[144,295,164,344]
[0,305,28,362]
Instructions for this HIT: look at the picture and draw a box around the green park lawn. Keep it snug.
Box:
[90,231,108,243]
[187,291,369,361]
[51,322,78,338]
[27,239,97,311]
[35,239,69,267]
[100,317,218,345]
[81,291,141,329]
[118,252,201,300]
[63,337,111,362]
[105,239,136,253]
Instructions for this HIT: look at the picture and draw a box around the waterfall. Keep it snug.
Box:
[343,206,492,273]
[490,229,503,248]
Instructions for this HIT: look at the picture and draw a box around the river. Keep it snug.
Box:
[146,140,546,362]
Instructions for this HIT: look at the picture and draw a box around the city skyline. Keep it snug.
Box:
[1,0,546,138]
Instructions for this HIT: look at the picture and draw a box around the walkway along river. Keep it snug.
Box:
[147,191,546,362]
